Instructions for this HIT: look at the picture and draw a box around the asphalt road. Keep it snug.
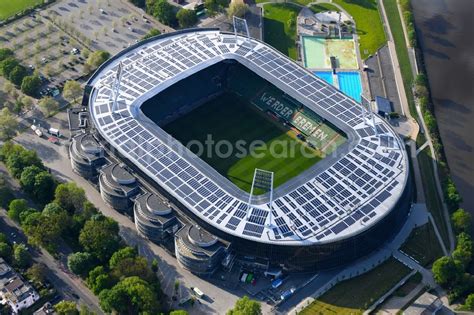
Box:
[0,211,102,313]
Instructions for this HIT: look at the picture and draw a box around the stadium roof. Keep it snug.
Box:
[87,29,409,245]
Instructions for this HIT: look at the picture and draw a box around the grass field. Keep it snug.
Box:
[300,257,412,315]
[263,3,300,60]
[310,3,340,13]
[382,0,416,114]
[417,147,451,250]
[393,272,422,297]
[401,222,444,266]
[333,0,386,60]
[163,92,322,193]
[0,0,42,20]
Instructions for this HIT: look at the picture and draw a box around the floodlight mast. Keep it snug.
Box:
[111,62,124,114]
[360,94,378,136]
[246,169,274,227]
[233,16,250,42]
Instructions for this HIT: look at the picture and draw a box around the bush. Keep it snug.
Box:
[452,209,471,234]
[445,178,462,211]
[142,28,161,41]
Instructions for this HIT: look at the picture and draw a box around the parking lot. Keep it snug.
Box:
[45,0,173,55]
[0,0,172,100]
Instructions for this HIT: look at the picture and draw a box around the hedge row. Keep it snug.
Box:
[399,0,416,47]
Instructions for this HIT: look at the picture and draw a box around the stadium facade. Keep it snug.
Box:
[83,29,412,272]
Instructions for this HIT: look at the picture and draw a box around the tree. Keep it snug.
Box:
[20,166,43,193]
[99,276,160,314]
[205,0,220,16]
[87,266,112,294]
[0,58,20,77]
[55,182,87,215]
[86,51,110,71]
[465,293,474,310]
[21,96,34,111]
[227,2,248,19]
[13,243,31,268]
[79,304,95,315]
[109,247,137,269]
[33,172,56,204]
[63,80,83,104]
[1,142,43,179]
[0,48,14,62]
[176,9,197,28]
[110,255,156,284]
[151,258,158,272]
[227,296,261,315]
[0,108,17,141]
[0,242,12,262]
[21,75,41,97]
[22,208,65,250]
[432,256,462,288]
[54,301,79,315]
[79,215,121,262]
[26,263,47,284]
[38,96,59,116]
[452,208,471,234]
[149,0,176,26]
[8,65,27,86]
[129,0,145,7]
[0,177,14,209]
[8,199,29,222]
[68,252,95,277]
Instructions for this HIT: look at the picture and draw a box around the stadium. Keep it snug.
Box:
[83,28,412,271]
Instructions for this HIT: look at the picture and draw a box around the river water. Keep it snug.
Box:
[412,0,474,211]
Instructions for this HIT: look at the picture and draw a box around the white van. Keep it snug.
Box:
[192,287,204,298]
[48,128,60,137]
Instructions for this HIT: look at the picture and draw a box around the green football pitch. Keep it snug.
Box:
[163,93,322,194]
[0,0,42,20]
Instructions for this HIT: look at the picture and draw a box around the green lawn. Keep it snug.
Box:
[417,147,451,250]
[163,92,322,193]
[310,3,341,13]
[401,223,444,266]
[0,0,42,20]
[382,0,416,114]
[263,3,300,60]
[333,0,386,60]
[300,257,412,315]
[393,272,422,297]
